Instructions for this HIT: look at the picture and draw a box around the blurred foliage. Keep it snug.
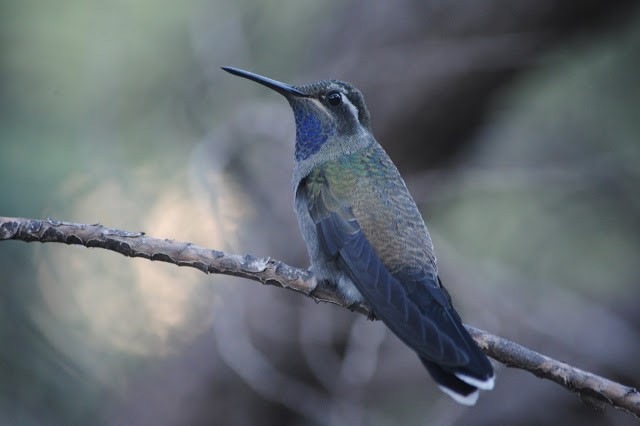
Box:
[1,1,639,425]
[433,23,640,298]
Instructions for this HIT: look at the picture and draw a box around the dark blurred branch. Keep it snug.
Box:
[1,216,638,418]
[465,327,639,417]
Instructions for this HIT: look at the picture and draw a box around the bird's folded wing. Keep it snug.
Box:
[304,182,470,367]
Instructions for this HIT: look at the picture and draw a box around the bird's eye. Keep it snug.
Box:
[326,91,342,106]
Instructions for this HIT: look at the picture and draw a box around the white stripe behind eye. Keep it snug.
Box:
[341,95,360,122]
[312,89,361,125]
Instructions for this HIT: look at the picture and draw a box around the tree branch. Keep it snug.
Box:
[1,216,638,417]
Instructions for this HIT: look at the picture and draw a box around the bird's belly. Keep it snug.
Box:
[314,258,364,305]
[333,272,364,304]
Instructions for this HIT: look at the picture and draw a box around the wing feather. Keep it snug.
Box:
[311,196,470,367]
[299,148,494,386]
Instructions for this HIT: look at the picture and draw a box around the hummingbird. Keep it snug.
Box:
[222,66,495,405]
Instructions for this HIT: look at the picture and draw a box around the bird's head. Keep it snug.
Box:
[222,67,371,161]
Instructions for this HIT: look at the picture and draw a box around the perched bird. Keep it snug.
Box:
[222,66,495,405]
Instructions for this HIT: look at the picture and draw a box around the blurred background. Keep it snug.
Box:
[1,0,639,424]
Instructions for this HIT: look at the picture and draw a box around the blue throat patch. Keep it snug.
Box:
[293,106,332,161]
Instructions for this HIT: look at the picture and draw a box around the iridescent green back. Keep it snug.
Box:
[304,143,437,286]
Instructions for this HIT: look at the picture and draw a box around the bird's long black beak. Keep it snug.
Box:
[222,66,309,98]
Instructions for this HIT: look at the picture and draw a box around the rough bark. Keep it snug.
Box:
[1,216,638,418]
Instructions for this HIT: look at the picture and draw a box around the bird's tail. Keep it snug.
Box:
[419,321,495,405]
[420,358,480,405]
